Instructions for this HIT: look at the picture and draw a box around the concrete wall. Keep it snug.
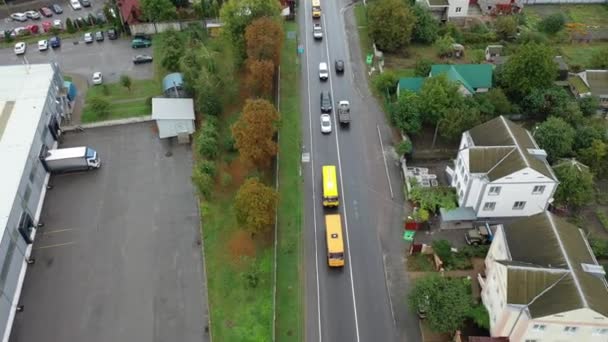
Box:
[129,20,203,35]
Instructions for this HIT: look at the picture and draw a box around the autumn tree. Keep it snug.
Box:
[235,178,278,233]
[232,99,280,169]
[499,43,557,98]
[368,0,415,52]
[245,16,284,65]
[246,58,275,98]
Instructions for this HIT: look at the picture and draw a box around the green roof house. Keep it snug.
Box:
[396,77,426,97]
[568,70,608,112]
[430,64,493,95]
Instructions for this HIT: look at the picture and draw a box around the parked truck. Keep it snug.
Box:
[464,222,495,246]
[337,100,350,125]
[42,146,101,173]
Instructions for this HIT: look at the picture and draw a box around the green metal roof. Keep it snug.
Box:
[397,77,425,94]
[500,212,608,319]
[431,64,493,93]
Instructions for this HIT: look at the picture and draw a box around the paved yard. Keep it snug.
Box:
[10,122,209,342]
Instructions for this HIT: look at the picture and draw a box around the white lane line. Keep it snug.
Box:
[376,125,394,199]
[303,6,323,342]
[321,13,361,342]
[34,241,76,250]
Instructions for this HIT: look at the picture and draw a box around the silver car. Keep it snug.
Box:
[320,114,332,134]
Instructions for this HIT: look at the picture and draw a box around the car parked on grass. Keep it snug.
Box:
[107,28,118,39]
[14,42,26,55]
[133,55,153,64]
[84,32,93,43]
[50,36,61,48]
[70,0,82,10]
[131,38,151,48]
[95,31,104,41]
[320,114,332,134]
[92,72,103,85]
[10,13,28,22]
[39,7,53,17]
[51,3,63,14]
[25,10,41,19]
[38,39,48,51]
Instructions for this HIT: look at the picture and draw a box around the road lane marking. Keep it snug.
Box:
[42,228,74,234]
[34,241,76,250]
[376,125,394,199]
[321,13,362,342]
[303,6,324,341]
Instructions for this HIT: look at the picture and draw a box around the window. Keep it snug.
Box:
[513,201,526,210]
[593,328,608,335]
[564,326,578,334]
[455,6,461,12]
[483,202,496,211]
[532,185,545,194]
[532,324,546,332]
[488,186,501,195]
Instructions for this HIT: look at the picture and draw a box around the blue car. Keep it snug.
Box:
[50,36,61,48]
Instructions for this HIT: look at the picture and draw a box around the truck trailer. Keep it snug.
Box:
[42,146,101,173]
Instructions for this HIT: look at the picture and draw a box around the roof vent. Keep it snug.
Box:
[582,263,606,276]
[527,148,548,160]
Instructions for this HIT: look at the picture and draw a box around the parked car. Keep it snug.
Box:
[95,31,104,41]
[319,62,329,80]
[70,0,82,10]
[10,13,28,22]
[39,7,53,17]
[79,0,91,7]
[107,28,118,40]
[51,3,63,14]
[133,55,153,64]
[24,10,41,19]
[95,11,106,24]
[131,38,151,48]
[52,19,63,29]
[50,36,61,48]
[84,32,93,43]
[38,39,48,51]
[25,24,39,34]
[92,72,103,85]
[13,27,28,36]
[320,114,332,134]
[133,34,152,41]
[14,42,26,55]
[41,21,52,32]
[335,59,345,74]
[320,91,332,113]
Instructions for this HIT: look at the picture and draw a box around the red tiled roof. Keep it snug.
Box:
[117,0,141,24]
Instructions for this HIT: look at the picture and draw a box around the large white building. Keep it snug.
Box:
[480,212,608,341]
[448,116,558,219]
[0,63,67,342]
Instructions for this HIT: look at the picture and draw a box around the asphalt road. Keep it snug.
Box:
[0,37,153,83]
[1,0,107,32]
[10,123,209,342]
[300,0,420,341]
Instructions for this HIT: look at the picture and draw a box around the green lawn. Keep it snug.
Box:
[354,4,373,60]
[275,21,303,342]
[81,79,161,123]
[524,4,608,26]
[558,42,608,68]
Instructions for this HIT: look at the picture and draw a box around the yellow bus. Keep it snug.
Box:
[325,214,345,267]
[322,165,339,207]
[312,0,321,18]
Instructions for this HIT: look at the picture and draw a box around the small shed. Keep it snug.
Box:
[439,207,476,230]
[162,72,186,98]
[152,98,195,139]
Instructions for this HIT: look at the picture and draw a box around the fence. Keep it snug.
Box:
[128,20,204,35]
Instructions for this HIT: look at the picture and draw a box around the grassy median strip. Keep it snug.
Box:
[275,21,304,342]
[354,3,372,60]
[82,79,160,122]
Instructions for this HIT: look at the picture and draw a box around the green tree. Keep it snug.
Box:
[414,59,432,77]
[499,43,557,98]
[120,74,132,92]
[140,0,177,22]
[368,0,416,52]
[88,97,110,119]
[396,139,413,156]
[578,139,608,177]
[553,159,594,209]
[579,96,600,116]
[521,87,571,119]
[417,74,463,125]
[196,80,223,116]
[160,31,185,72]
[590,48,608,69]
[534,117,575,162]
[389,91,422,135]
[408,275,473,334]
[409,185,457,213]
[412,4,439,44]
[220,0,281,60]
[438,105,482,141]
[435,34,455,57]
[495,15,518,40]
[235,178,278,233]
[476,88,512,118]
[372,70,399,96]
[66,18,76,33]
[538,13,566,35]
[574,122,605,150]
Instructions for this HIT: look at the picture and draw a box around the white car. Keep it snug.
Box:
[52,19,63,29]
[320,114,332,134]
[313,23,323,40]
[84,32,93,43]
[14,42,26,55]
[24,10,41,19]
[70,0,82,10]
[319,62,329,80]
[10,13,28,22]
[38,40,48,51]
[92,72,103,85]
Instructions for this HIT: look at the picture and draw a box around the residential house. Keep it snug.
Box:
[568,70,608,112]
[480,211,608,341]
[477,0,522,15]
[416,0,469,21]
[396,64,493,97]
[117,0,141,25]
[485,45,503,63]
[447,116,558,219]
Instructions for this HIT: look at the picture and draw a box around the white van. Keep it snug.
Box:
[70,0,82,10]
[319,62,329,80]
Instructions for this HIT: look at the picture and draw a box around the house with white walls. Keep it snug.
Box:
[446,116,558,219]
[480,212,608,341]
[416,0,469,21]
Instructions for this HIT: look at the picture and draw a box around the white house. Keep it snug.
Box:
[480,212,608,341]
[416,0,469,21]
[151,98,195,139]
[447,116,558,218]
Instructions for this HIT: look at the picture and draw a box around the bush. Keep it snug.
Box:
[372,71,399,97]
[598,210,608,232]
[538,13,566,35]
[462,31,497,44]
[414,59,432,77]
[66,18,76,33]
[224,135,237,153]
[432,239,452,262]
[196,121,219,159]
[199,159,217,177]
[459,244,490,258]
[396,140,413,156]
[192,165,214,199]
[468,304,490,330]
[590,237,608,259]
[101,84,110,96]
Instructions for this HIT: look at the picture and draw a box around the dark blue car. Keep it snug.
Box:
[50,36,61,48]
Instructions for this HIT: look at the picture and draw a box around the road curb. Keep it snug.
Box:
[62,116,153,131]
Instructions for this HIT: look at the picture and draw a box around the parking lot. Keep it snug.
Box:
[10,123,209,342]
[1,0,106,32]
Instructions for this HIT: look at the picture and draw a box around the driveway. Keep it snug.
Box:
[1,0,108,31]
[10,122,210,342]
[0,37,153,83]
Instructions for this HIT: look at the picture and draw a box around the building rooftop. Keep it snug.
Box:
[0,64,56,234]
[152,98,195,120]
[498,212,608,318]
[397,77,426,94]
[431,64,493,94]
[426,0,449,6]
[465,116,556,181]
[586,70,608,97]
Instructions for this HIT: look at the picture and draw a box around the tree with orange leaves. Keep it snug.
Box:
[246,58,275,98]
[245,17,284,65]
[235,177,278,233]
[232,99,280,169]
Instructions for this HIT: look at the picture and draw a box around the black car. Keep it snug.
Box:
[320,91,332,113]
[51,3,63,14]
[79,0,91,7]
[133,55,153,64]
[107,28,118,40]
[335,59,345,74]
[95,31,104,41]
[133,34,152,41]
[96,11,106,24]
